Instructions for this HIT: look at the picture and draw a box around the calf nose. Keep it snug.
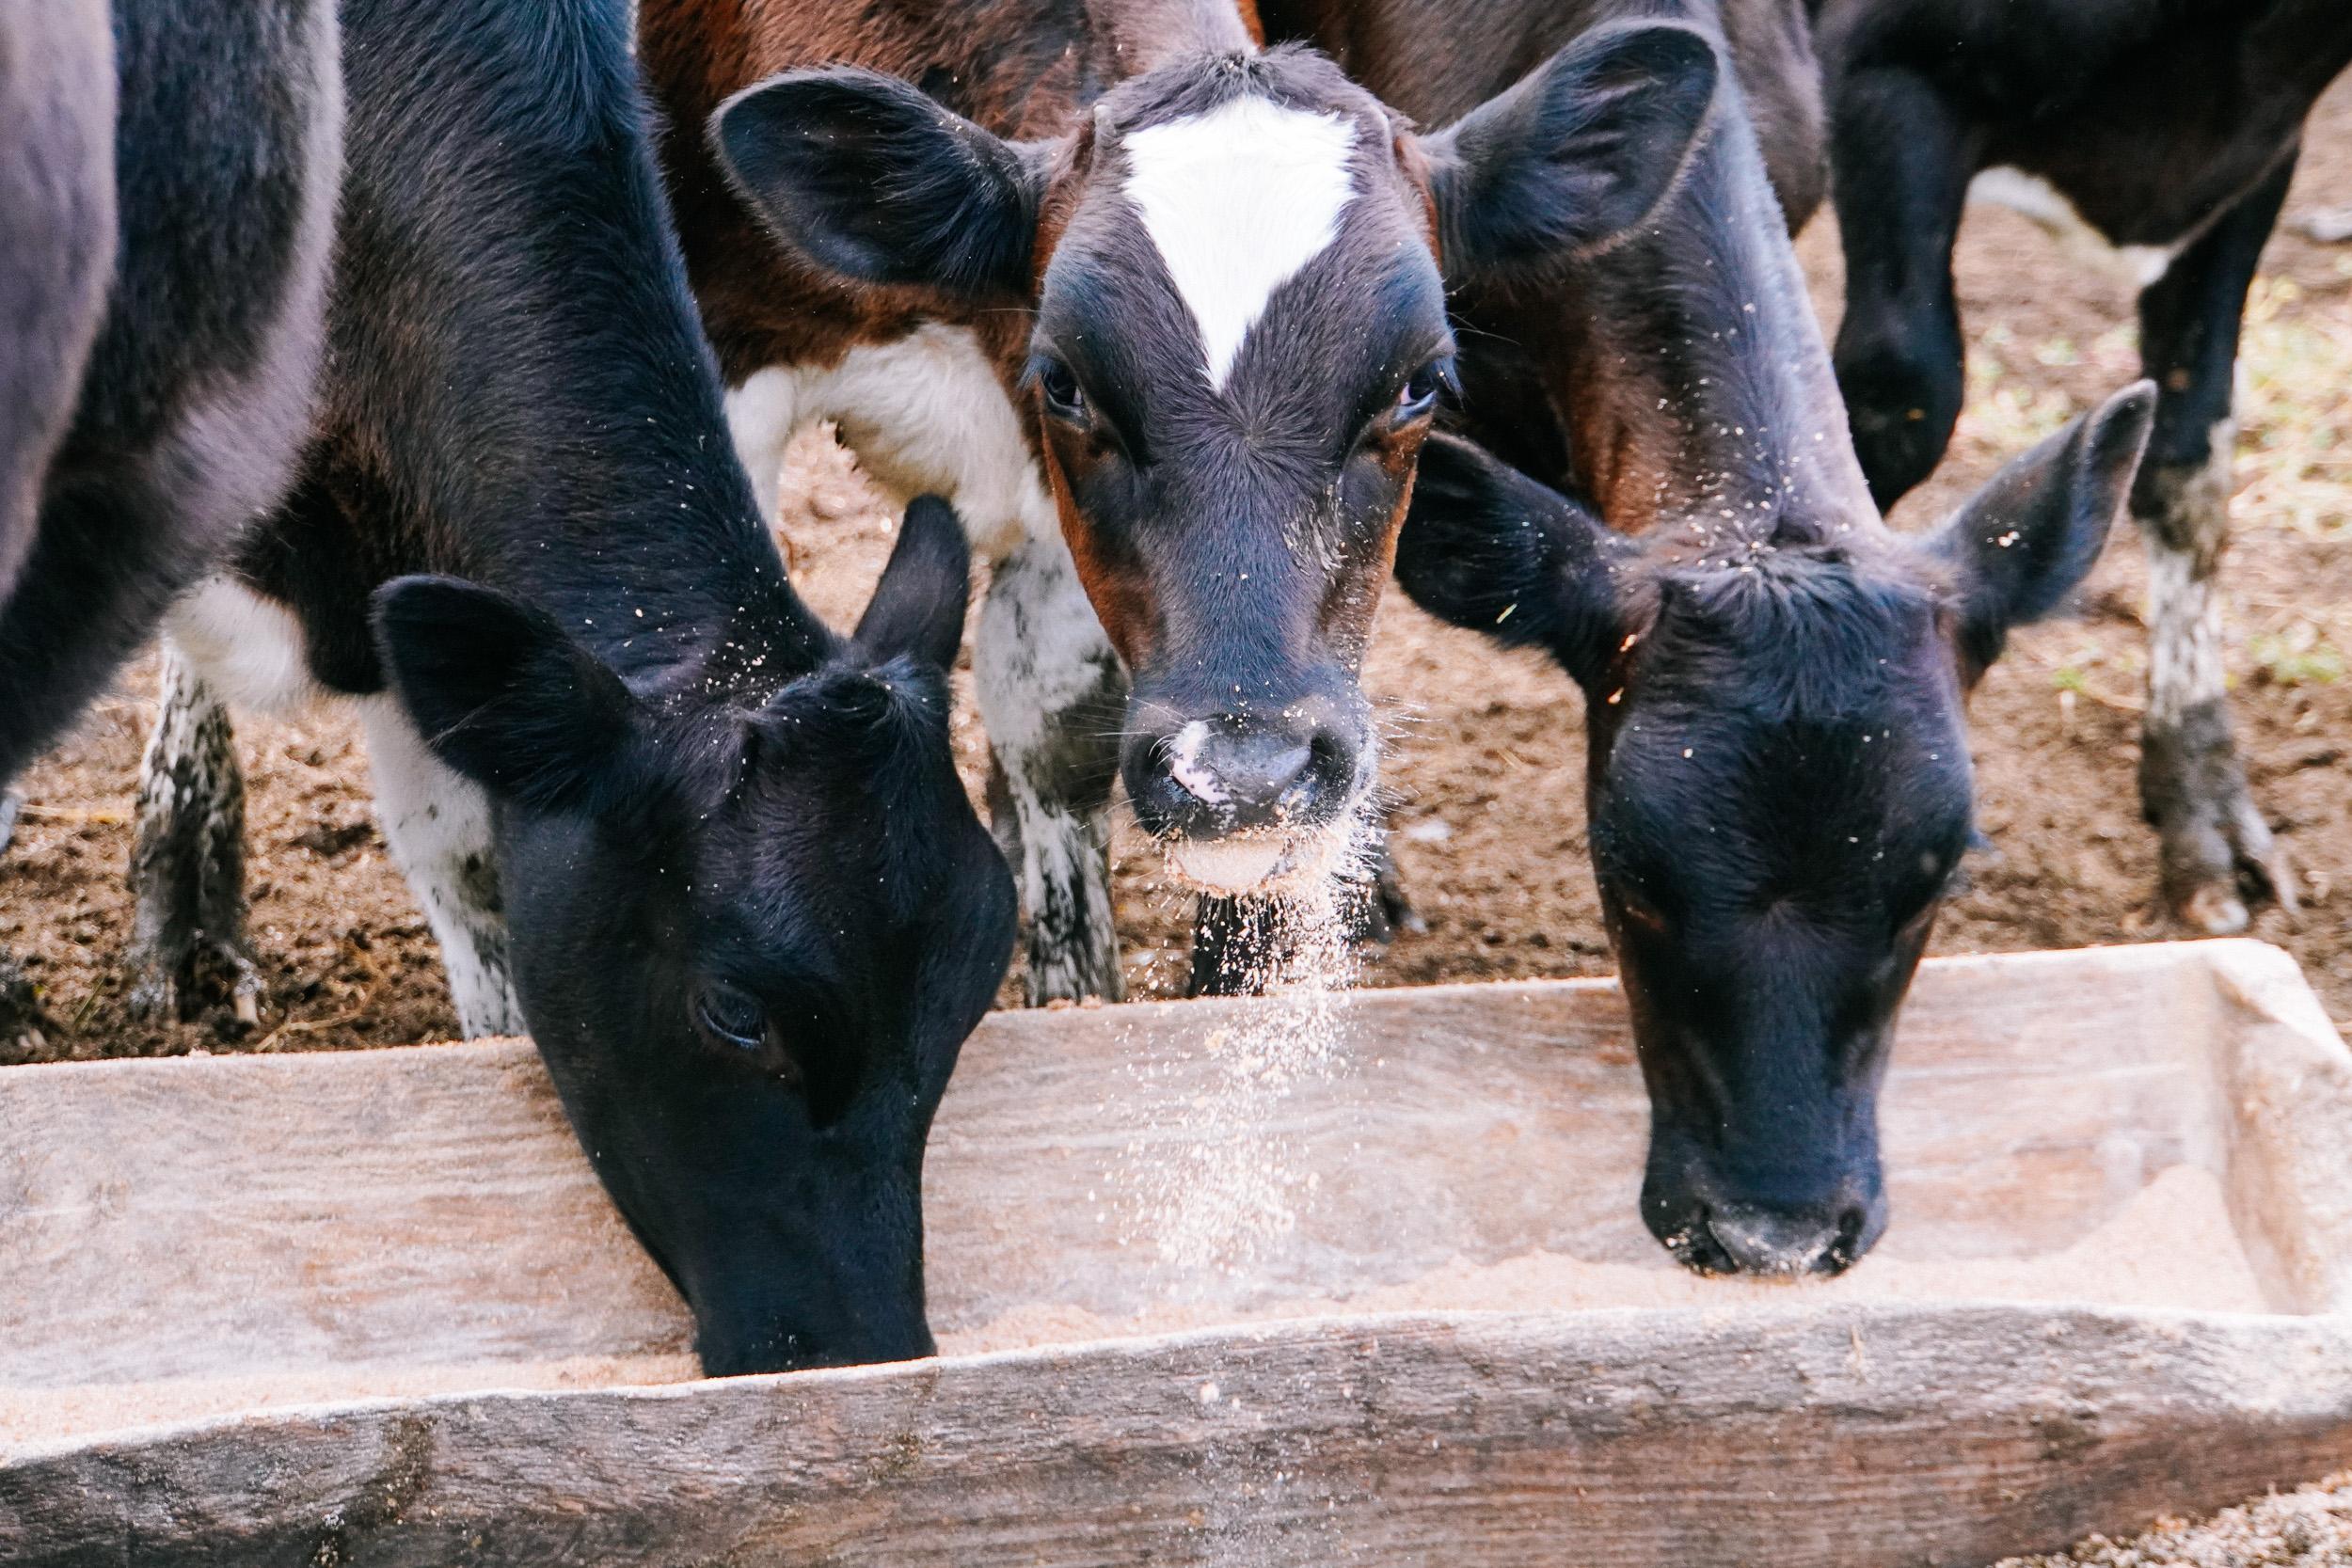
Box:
[1704,1202,1862,1278]
[1177,726,1312,820]
[1137,716,1352,838]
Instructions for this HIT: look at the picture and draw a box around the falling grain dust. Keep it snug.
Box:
[1120,872,1359,1277]
[1115,843,1376,1565]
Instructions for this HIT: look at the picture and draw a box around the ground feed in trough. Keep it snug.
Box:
[2,939,2349,1565]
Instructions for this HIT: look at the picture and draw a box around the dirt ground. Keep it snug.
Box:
[1996,1471,2352,1568]
[5,84,2349,1065]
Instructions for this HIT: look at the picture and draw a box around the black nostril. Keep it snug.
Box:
[1303,728,1351,794]
[1255,741,1315,800]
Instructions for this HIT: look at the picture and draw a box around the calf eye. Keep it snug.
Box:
[693,982,770,1054]
[1034,357,1088,422]
[1397,359,1454,422]
[1613,884,1670,936]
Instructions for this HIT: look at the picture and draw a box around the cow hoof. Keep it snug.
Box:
[0,952,40,1042]
[2157,800,2296,938]
[124,965,177,1024]
[2178,880,2250,937]
[125,937,262,1029]
[1345,856,1425,945]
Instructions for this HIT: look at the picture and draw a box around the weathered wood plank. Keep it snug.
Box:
[3,1306,2351,1567]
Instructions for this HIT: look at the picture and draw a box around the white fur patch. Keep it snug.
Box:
[1166,721,1229,805]
[731,323,1056,562]
[724,367,802,526]
[165,578,322,713]
[2142,420,2236,731]
[1122,96,1358,389]
[359,695,526,1039]
[1968,167,2183,289]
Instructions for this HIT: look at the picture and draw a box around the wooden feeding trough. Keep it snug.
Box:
[4,939,2351,1566]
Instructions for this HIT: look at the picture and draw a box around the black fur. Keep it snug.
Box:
[0,2,113,604]
[373,578,645,817]
[1815,0,2352,510]
[852,495,975,672]
[1929,385,2154,672]
[1424,22,1721,281]
[1815,0,2341,927]
[1394,431,1637,686]
[715,68,1046,301]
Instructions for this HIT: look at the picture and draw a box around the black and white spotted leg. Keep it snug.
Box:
[2133,153,2299,935]
[126,644,262,1025]
[976,533,1127,1005]
[358,694,527,1038]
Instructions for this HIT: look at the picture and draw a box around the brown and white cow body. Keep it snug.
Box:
[641,0,1720,1000]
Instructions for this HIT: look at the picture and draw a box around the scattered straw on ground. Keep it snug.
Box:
[1996,1472,2352,1566]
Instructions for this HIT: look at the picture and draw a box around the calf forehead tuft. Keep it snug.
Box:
[1641,553,1947,722]
[1120,94,1358,390]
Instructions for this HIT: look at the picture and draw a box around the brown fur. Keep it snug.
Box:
[640,0,1256,388]
[1256,0,1826,230]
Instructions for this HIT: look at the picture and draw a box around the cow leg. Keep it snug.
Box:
[1825,66,1978,511]
[1189,895,1281,996]
[0,768,33,1039]
[976,533,1127,1004]
[358,695,526,1037]
[2134,153,2298,935]
[1359,827,1422,940]
[125,645,261,1024]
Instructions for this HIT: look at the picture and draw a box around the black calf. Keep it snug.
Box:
[133,0,1014,1372]
[1387,14,2159,1272]
[1813,0,2352,932]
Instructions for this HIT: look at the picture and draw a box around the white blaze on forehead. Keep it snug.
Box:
[1121,95,1358,389]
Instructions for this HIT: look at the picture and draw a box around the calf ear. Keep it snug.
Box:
[1929,381,2155,671]
[372,577,644,815]
[1424,22,1719,282]
[854,495,971,672]
[1395,433,1632,689]
[713,69,1044,301]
